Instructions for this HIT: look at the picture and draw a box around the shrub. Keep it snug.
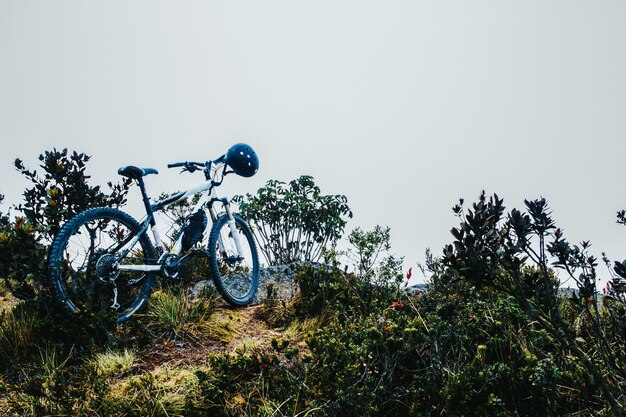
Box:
[346,225,404,286]
[237,176,352,265]
[14,149,130,238]
[442,192,625,416]
[10,344,81,416]
[2,149,130,304]
[6,150,626,416]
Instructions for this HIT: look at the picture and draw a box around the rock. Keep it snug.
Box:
[188,263,301,305]
[404,283,428,293]
[254,264,299,304]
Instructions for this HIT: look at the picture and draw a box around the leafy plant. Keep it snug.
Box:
[346,225,404,286]
[237,176,352,265]
[14,148,130,239]
[1,149,131,303]
[442,192,625,416]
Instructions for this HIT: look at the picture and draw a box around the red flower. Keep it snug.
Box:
[391,300,405,311]
[406,268,413,280]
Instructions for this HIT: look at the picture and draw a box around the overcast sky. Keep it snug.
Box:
[1,1,625,285]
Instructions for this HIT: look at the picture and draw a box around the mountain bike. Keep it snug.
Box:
[48,143,260,324]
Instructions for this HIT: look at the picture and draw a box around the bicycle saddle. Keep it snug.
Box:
[117,166,159,180]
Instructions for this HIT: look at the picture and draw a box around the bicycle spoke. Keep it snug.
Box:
[209,214,259,306]
[49,208,156,323]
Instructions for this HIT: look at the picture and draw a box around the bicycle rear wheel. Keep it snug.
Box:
[48,207,157,323]
[208,213,259,306]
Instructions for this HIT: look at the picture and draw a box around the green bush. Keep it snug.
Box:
[441,192,625,416]
[2,149,130,304]
[4,150,626,416]
[237,176,352,265]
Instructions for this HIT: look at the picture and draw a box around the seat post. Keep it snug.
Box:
[136,178,156,225]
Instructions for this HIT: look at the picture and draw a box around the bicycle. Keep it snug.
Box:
[48,143,260,324]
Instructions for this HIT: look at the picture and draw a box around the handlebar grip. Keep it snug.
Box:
[167,162,185,168]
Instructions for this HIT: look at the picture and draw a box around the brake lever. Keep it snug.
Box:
[181,163,198,174]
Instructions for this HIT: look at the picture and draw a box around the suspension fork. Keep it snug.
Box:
[222,202,246,258]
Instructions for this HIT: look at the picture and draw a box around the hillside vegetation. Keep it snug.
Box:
[1,149,626,416]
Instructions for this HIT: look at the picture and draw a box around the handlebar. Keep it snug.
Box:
[167,161,205,169]
[167,154,225,170]
[167,155,228,182]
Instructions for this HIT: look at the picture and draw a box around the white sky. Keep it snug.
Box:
[1,1,625,285]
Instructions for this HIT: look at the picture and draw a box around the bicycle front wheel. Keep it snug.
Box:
[48,207,157,324]
[208,213,259,306]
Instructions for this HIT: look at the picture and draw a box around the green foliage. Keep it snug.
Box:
[4,150,626,416]
[442,192,626,416]
[1,149,131,303]
[346,225,404,286]
[606,212,626,308]
[0,206,44,302]
[0,303,37,371]
[91,349,136,378]
[347,225,391,277]
[294,264,389,323]
[10,344,83,417]
[144,287,220,342]
[206,252,606,416]
[291,226,403,325]
[14,149,130,238]
[237,176,352,265]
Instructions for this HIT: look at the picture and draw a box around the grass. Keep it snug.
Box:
[0,281,16,313]
[255,283,298,328]
[0,303,37,369]
[36,342,74,385]
[92,349,136,378]
[105,365,206,416]
[7,344,76,417]
[0,282,314,417]
[143,288,220,342]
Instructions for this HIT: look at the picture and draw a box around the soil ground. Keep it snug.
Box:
[134,304,287,371]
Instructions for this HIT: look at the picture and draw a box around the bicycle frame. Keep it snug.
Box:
[114,161,244,273]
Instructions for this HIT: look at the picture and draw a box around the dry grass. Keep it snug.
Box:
[104,365,206,416]
[0,303,36,368]
[142,288,228,342]
[0,282,18,314]
[91,349,136,378]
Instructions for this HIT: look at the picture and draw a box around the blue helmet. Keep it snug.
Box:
[225,143,259,177]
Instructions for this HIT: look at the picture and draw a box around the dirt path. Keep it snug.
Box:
[135,304,285,371]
